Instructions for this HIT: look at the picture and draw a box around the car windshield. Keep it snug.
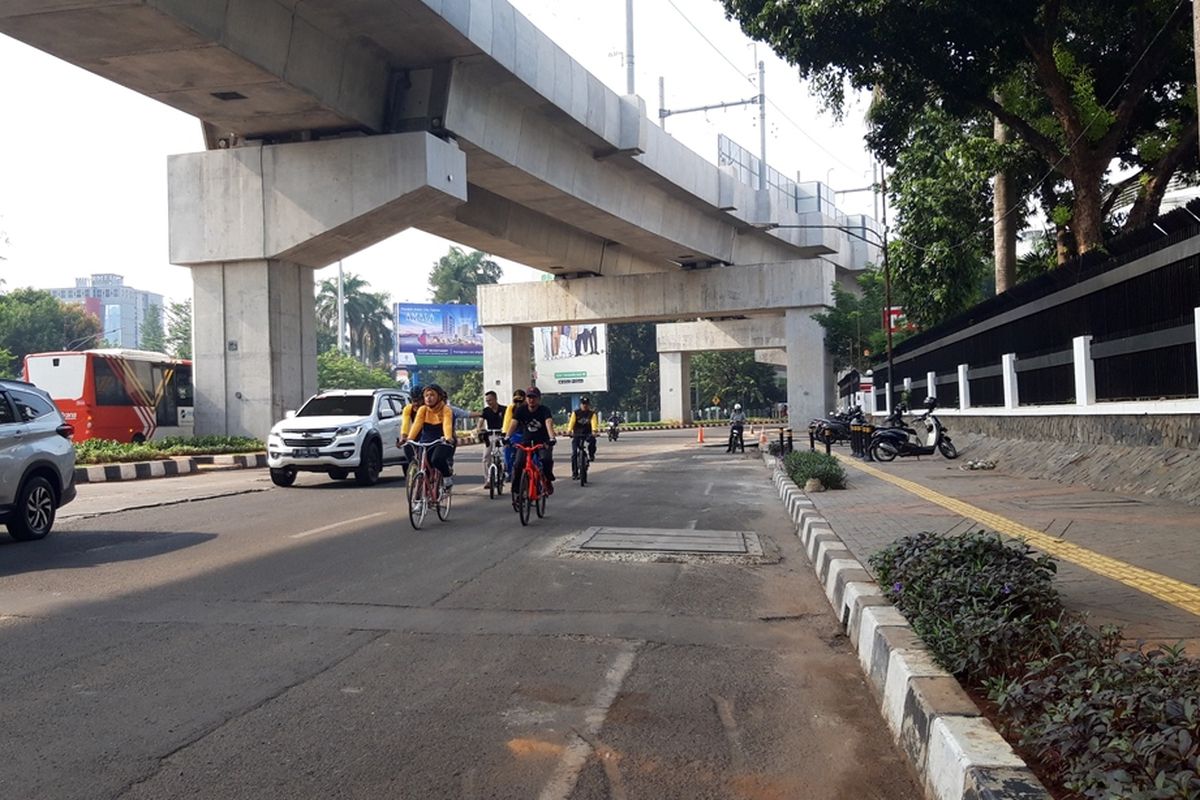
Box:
[297,395,374,417]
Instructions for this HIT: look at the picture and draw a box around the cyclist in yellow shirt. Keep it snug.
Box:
[501,388,525,479]
[566,396,598,479]
[401,385,457,488]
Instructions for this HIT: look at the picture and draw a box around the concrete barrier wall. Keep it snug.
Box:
[946,414,1200,450]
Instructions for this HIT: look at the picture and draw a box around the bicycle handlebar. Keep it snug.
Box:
[407,438,450,448]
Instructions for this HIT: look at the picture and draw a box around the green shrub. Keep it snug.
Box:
[783,450,846,489]
[75,435,264,464]
[871,531,1200,798]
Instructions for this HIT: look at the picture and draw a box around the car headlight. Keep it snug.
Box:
[334,425,362,437]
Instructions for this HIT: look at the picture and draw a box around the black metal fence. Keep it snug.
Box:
[873,200,1200,407]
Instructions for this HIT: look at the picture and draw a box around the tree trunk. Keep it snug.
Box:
[1124,119,1199,230]
[1069,163,1108,254]
[993,114,1017,293]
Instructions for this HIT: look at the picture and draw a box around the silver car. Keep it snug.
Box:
[0,378,77,541]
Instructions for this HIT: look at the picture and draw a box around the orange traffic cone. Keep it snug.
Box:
[696,426,705,444]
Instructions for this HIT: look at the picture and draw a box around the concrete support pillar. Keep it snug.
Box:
[784,308,832,425]
[483,325,533,397]
[957,364,971,410]
[168,132,467,436]
[659,351,692,423]
[192,259,317,438]
[884,382,893,414]
[1002,353,1019,409]
[1072,335,1096,407]
[926,370,938,399]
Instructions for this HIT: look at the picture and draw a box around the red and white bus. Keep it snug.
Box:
[23,349,194,443]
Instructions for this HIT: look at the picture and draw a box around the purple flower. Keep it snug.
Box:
[1002,583,1012,595]
[892,581,903,594]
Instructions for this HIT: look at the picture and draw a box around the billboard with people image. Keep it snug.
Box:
[533,324,609,393]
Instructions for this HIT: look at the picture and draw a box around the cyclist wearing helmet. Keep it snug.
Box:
[401,384,457,487]
[505,386,557,488]
[501,389,526,478]
[727,403,747,453]
[566,396,597,479]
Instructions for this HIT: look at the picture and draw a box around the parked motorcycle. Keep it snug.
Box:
[868,397,958,462]
[809,405,865,447]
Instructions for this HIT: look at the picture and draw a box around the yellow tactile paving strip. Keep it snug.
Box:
[837,455,1200,617]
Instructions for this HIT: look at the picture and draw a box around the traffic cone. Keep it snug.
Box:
[759,429,769,446]
[696,426,705,444]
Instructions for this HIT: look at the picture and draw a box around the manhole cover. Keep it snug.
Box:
[566,526,763,556]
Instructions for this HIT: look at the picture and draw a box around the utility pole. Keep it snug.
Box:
[758,61,767,192]
[1195,5,1200,163]
[881,168,895,405]
[625,0,635,96]
[993,97,1016,294]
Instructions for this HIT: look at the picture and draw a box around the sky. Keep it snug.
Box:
[0,0,876,308]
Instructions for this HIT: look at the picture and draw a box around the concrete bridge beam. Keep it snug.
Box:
[169,132,467,437]
[656,318,787,353]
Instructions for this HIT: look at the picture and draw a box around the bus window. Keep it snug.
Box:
[175,365,194,408]
[155,365,177,426]
[93,359,130,406]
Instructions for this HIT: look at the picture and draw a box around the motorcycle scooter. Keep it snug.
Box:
[809,405,864,447]
[869,397,958,462]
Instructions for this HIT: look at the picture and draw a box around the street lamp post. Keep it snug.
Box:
[754,220,895,406]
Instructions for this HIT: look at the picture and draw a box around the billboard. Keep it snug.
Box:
[394,303,483,369]
[533,324,609,393]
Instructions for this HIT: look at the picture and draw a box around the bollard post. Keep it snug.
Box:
[786,429,793,454]
[778,428,784,455]
[824,435,832,456]
[809,427,815,451]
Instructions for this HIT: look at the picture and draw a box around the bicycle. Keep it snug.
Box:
[481,428,506,499]
[406,438,452,529]
[512,440,553,526]
[570,435,595,486]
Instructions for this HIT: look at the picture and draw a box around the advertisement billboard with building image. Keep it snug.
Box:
[394,303,483,369]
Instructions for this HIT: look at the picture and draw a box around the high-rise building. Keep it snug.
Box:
[48,274,164,350]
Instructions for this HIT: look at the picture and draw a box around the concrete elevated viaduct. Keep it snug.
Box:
[1,0,875,435]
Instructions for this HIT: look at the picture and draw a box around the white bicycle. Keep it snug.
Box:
[481,429,506,499]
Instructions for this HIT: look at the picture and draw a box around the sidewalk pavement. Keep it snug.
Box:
[802,448,1200,653]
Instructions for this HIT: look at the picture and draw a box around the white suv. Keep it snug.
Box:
[266,389,410,487]
[0,379,77,541]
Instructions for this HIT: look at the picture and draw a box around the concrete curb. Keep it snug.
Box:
[192,453,268,469]
[74,457,197,484]
[763,450,1052,800]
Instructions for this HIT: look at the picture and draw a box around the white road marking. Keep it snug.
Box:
[704,482,714,496]
[536,640,640,800]
[289,512,386,539]
[686,519,697,530]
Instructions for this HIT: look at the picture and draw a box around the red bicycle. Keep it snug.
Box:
[511,440,553,526]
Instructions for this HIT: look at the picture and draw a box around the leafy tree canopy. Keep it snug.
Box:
[141,304,165,353]
[317,350,399,390]
[165,299,192,360]
[721,0,1196,254]
[692,350,782,410]
[429,247,502,304]
[0,288,103,369]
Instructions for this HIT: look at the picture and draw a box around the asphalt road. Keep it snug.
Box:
[1,430,921,800]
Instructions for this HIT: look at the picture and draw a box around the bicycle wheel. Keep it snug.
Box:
[535,475,547,518]
[436,476,453,521]
[408,473,428,529]
[517,472,532,526]
[578,450,588,486]
[487,463,498,499]
[405,460,420,503]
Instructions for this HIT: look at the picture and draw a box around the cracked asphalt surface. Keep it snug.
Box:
[0,431,921,799]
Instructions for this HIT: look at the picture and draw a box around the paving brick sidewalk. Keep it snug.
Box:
[801,452,1200,652]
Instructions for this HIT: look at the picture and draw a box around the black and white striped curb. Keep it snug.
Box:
[191,453,268,469]
[764,451,1052,800]
[74,457,197,484]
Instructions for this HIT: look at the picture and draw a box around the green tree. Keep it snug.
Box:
[141,304,165,353]
[165,299,192,359]
[317,350,399,390]
[449,369,483,410]
[0,345,15,379]
[813,269,895,373]
[0,289,103,366]
[315,274,393,365]
[692,351,782,411]
[722,0,1196,255]
[429,247,502,304]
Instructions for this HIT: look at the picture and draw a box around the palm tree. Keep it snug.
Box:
[315,274,393,366]
[429,247,502,304]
